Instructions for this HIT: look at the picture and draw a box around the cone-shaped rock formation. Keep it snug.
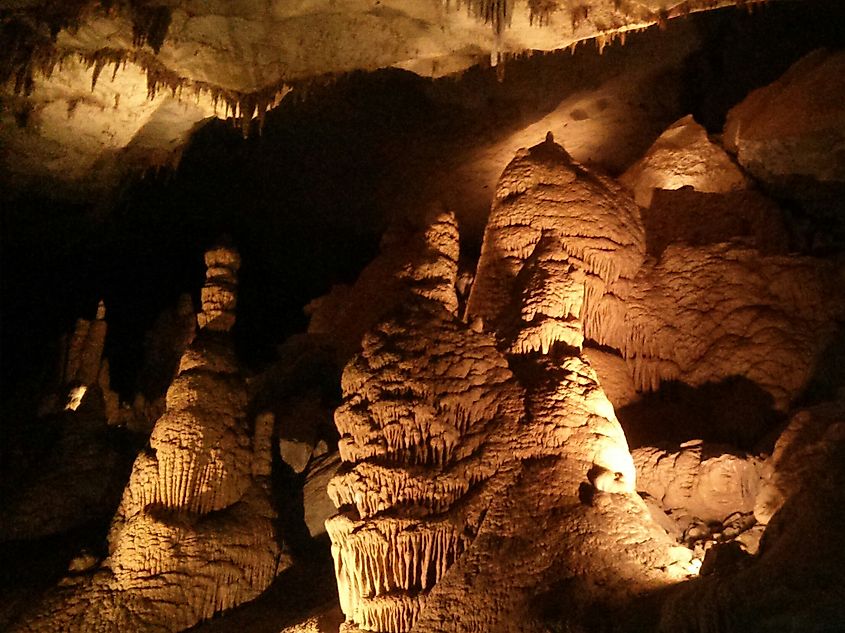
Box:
[12,243,288,633]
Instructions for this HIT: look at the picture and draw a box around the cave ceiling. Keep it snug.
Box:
[1,0,777,200]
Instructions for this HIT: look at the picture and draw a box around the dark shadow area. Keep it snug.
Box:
[617,376,783,450]
[682,0,845,132]
[0,517,113,631]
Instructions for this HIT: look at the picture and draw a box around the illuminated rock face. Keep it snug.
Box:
[656,398,845,633]
[620,114,749,208]
[307,210,461,361]
[585,243,844,409]
[326,209,693,633]
[466,134,646,352]
[12,244,287,633]
[633,442,763,525]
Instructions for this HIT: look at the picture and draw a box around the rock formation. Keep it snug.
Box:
[633,441,763,527]
[466,132,646,350]
[724,49,845,202]
[654,398,845,633]
[307,209,461,361]
[11,243,289,633]
[585,242,843,409]
[326,188,695,633]
[469,134,844,414]
[620,114,749,208]
[0,0,757,200]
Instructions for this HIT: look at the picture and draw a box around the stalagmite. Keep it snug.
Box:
[307,209,461,361]
[466,133,645,346]
[328,201,694,632]
[12,243,288,633]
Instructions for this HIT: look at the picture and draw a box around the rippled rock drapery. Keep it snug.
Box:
[11,243,289,633]
[585,242,844,409]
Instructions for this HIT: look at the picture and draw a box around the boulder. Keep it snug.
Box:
[621,114,748,208]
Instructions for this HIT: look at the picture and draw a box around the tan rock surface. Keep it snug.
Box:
[620,114,748,208]
[307,210,460,361]
[656,398,845,633]
[466,134,645,347]
[327,207,693,632]
[633,441,763,525]
[586,242,844,409]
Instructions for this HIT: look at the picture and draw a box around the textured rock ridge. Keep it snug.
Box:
[654,398,845,633]
[326,299,526,632]
[307,209,461,361]
[11,243,288,633]
[633,441,763,526]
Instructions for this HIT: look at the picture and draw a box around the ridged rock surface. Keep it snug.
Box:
[585,242,844,409]
[466,134,646,350]
[308,210,460,361]
[655,398,845,633]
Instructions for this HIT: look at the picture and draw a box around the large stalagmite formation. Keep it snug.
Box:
[11,243,288,633]
[326,206,695,633]
[325,213,526,632]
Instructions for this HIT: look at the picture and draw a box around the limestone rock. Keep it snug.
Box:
[585,242,844,410]
[633,441,763,526]
[724,49,845,198]
[467,134,645,351]
[642,187,790,257]
[307,210,460,361]
[581,347,640,411]
[326,300,524,632]
[12,244,287,633]
[327,195,693,631]
[620,114,748,208]
[655,399,845,633]
[303,452,342,540]
[197,244,241,332]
